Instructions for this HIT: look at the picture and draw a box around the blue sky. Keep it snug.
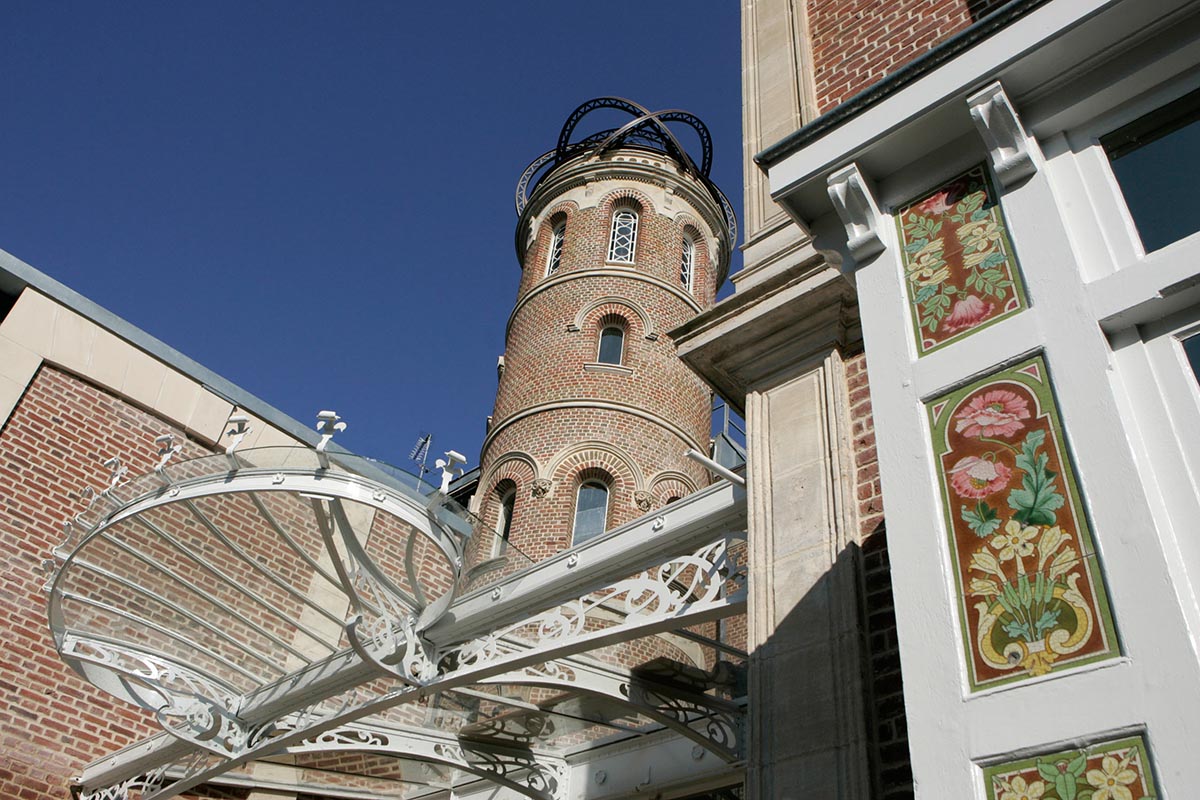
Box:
[0,3,742,467]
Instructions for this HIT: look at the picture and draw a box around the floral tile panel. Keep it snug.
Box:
[983,734,1158,800]
[928,355,1119,691]
[898,163,1029,355]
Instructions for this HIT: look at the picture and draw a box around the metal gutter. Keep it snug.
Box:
[754,0,1051,169]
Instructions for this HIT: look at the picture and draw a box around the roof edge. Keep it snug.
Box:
[754,0,1052,169]
[0,246,327,450]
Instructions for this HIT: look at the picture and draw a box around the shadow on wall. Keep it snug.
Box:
[754,529,913,800]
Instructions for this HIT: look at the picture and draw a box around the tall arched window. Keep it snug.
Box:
[680,235,695,291]
[545,222,565,276]
[597,325,624,364]
[495,487,516,553]
[607,206,638,263]
[572,481,609,543]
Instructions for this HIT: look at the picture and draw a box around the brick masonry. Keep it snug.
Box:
[480,152,726,558]
[848,351,913,797]
[808,0,1009,113]
[0,364,257,800]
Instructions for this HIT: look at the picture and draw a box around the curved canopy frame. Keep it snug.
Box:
[49,442,748,800]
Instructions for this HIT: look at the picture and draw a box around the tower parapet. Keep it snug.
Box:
[476,98,735,565]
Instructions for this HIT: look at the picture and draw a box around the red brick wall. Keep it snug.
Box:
[808,0,1009,113]
[848,353,882,538]
[862,530,913,799]
[847,353,912,797]
[0,365,237,800]
[481,152,726,563]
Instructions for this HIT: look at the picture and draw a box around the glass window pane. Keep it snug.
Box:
[1183,333,1200,384]
[598,327,623,364]
[497,491,515,552]
[1103,88,1200,253]
[681,237,695,290]
[546,224,564,276]
[573,483,608,543]
[608,209,638,262]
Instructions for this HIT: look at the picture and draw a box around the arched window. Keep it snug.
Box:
[495,487,516,553]
[597,326,624,365]
[607,206,638,263]
[545,222,565,276]
[680,235,695,291]
[572,481,609,543]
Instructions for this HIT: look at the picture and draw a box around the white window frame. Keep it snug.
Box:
[571,480,609,544]
[607,207,638,264]
[680,235,695,292]
[545,222,565,277]
[597,325,624,365]
[493,487,516,555]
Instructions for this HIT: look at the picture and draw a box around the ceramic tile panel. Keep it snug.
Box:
[982,734,1158,800]
[928,355,1119,690]
[897,164,1028,355]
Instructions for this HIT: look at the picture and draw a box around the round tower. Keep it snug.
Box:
[475,98,736,564]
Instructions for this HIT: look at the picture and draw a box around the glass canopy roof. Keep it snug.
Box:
[47,445,747,800]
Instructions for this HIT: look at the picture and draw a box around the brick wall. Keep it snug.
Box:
[861,530,913,799]
[808,0,1009,113]
[847,353,913,797]
[848,353,883,538]
[482,153,726,562]
[0,364,250,800]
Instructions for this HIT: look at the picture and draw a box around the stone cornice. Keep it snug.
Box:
[671,255,862,411]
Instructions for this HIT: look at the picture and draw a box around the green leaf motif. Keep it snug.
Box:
[1002,618,1033,640]
[982,251,1007,269]
[1008,430,1066,526]
[961,502,1001,537]
[1033,608,1062,637]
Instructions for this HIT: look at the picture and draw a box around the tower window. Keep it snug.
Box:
[495,487,516,553]
[572,481,609,543]
[546,222,565,276]
[681,235,695,291]
[597,326,624,365]
[608,207,638,263]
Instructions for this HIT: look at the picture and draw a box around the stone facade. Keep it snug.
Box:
[741,0,1200,796]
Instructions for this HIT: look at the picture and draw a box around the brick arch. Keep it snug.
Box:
[480,452,540,498]
[650,470,699,505]
[571,296,657,340]
[527,200,579,274]
[549,441,645,497]
[597,187,656,218]
[673,212,714,297]
[536,199,578,231]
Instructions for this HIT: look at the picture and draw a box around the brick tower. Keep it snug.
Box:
[474,98,735,564]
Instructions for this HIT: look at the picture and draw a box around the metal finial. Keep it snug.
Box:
[434,450,466,494]
[155,433,183,472]
[224,414,252,455]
